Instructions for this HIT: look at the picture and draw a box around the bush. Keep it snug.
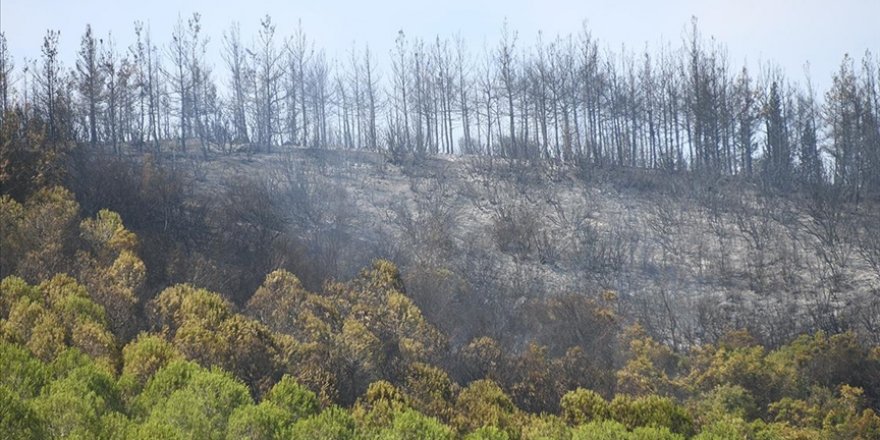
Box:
[287,406,358,440]
[376,409,455,440]
[0,385,47,440]
[571,420,629,440]
[464,426,511,440]
[263,375,319,423]
[453,380,519,435]
[144,367,252,440]
[0,342,50,399]
[609,394,693,436]
[225,402,287,440]
[561,388,610,425]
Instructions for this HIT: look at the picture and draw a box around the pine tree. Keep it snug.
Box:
[76,24,104,150]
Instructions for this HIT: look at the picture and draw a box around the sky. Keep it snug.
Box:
[1,0,878,93]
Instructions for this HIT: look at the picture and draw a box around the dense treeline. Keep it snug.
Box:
[2,183,880,439]
[0,15,878,198]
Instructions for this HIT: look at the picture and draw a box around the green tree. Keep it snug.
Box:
[615,327,678,397]
[609,394,693,436]
[119,333,182,395]
[464,425,511,440]
[33,363,123,438]
[263,374,320,423]
[561,388,610,425]
[453,379,519,437]
[225,402,288,440]
[403,362,457,422]
[246,269,312,336]
[145,367,252,440]
[353,380,409,430]
[520,414,572,440]
[287,406,358,440]
[0,342,50,399]
[133,360,202,416]
[571,420,629,440]
[0,385,47,440]
[78,209,144,339]
[376,408,455,440]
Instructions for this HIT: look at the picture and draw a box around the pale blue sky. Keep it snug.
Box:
[1,0,878,91]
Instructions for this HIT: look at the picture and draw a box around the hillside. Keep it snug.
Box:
[5,143,880,439]
[3,5,880,437]
[112,147,880,350]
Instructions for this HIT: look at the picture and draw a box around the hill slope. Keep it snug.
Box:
[162,147,880,349]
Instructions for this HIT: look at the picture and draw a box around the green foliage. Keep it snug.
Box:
[3,182,880,440]
[33,363,124,438]
[509,342,562,413]
[2,187,143,343]
[768,397,822,428]
[629,425,684,440]
[464,425,511,440]
[353,380,410,430]
[30,314,69,360]
[453,379,519,436]
[0,275,39,316]
[100,411,136,440]
[144,367,252,440]
[225,402,288,440]
[48,347,95,378]
[364,258,405,292]
[131,418,186,440]
[571,420,630,440]
[152,284,283,391]
[616,327,678,397]
[686,344,786,411]
[459,336,504,381]
[134,359,201,416]
[0,341,50,399]
[769,331,880,406]
[86,249,144,340]
[521,414,572,440]
[121,333,183,394]
[403,362,457,422]
[54,293,107,329]
[690,384,758,428]
[750,420,823,439]
[287,406,358,440]
[691,416,753,440]
[80,209,138,263]
[246,269,311,335]
[375,408,456,440]
[609,394,693,436]
[561,388,610,425]
[152,284,233,331]
[247,259,447,406]
[2,274,118,368]
[0,384,47,440]
[263,375,320,423]
[572,419,685,440]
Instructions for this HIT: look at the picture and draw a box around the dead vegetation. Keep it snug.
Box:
[70,147,879,351]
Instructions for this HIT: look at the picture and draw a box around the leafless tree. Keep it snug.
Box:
[35,30,65,150]
[76,24,104,150]
[253,14,285,152]
[222,22,250,145]
[0,32,12,118]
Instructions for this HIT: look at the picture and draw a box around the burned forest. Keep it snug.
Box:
[1,5,880,439]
